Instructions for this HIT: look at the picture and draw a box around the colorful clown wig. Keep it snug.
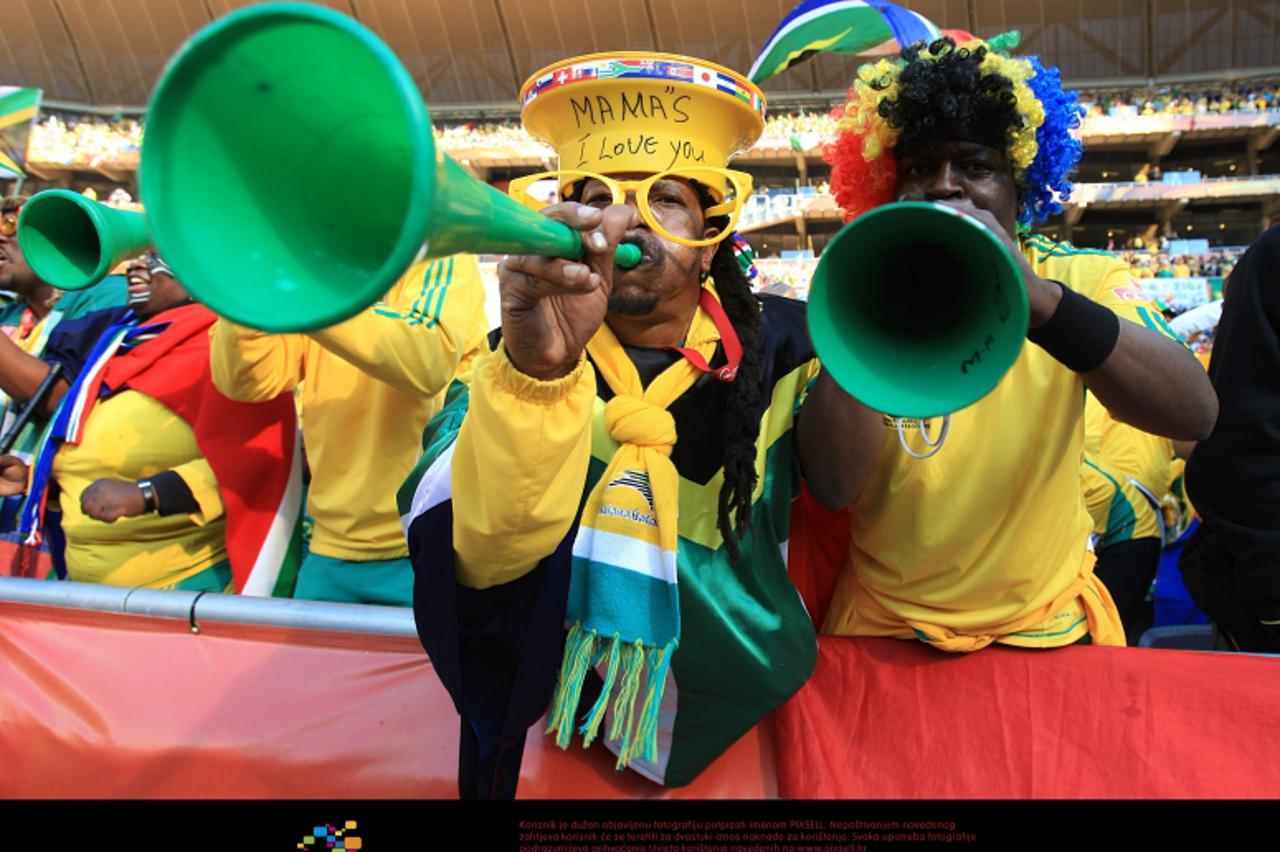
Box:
[825,33,1083,227]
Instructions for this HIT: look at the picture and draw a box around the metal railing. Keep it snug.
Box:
[0,575,418,637]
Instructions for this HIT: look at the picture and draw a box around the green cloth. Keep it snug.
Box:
[0,298,25,328]
[0,276,129,331]
[170,559,233,593]
[294,551,413,607]
[57,276,130,318]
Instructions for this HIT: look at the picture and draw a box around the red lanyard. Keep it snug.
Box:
[668,287,743,383]
[16,307,36,341]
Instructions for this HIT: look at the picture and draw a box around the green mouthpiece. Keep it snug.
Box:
[615,243,642,269]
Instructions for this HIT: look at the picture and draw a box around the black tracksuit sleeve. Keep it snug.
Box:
[1186,225,1280,624]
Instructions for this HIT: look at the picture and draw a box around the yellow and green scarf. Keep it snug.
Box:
[545,285,725,768]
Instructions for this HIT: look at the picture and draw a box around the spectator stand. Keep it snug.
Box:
[8,80,1274,345]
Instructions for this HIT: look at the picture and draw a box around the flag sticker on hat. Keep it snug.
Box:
[525,71,555,103]
[519,51,766,180]
[521,54,766,123]
[660,62,694,82]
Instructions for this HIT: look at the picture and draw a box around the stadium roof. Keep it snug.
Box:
[5,0,1278,117]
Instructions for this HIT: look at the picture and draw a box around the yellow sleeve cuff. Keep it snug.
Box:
[488,341,590,404]
[171,459,225,526]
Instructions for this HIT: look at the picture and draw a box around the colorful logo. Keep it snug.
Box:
[606,470,657,515]
[297,821,361,850]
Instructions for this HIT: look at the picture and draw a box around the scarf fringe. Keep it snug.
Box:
[608,640,646,768]
[545,622,597,748]
[547,624,678,770]
[634,643,675,762]
[579,634,622,747]
[549,292,724,773]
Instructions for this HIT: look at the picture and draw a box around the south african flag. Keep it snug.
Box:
[0,87,40,179]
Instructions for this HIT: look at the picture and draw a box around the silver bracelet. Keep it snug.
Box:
[137,479,158,514]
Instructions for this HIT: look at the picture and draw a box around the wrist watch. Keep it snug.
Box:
[137,479,158,514]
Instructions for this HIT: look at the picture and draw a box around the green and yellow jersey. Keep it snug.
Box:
[211,256,488,562]
[1082,391,1173,547]
[823,235,1180,650]
[401,291,820,788]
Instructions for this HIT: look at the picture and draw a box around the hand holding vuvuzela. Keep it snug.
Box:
[498,204,631,381]
[925,198,1065,330]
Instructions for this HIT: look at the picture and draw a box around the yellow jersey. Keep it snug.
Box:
[210,256,488,561]
[823,236,1179,649]
[55,391,225,587]
[1082,391,1172,544]
[1082,456,1162,546]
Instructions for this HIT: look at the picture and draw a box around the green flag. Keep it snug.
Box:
[0,87,41,178]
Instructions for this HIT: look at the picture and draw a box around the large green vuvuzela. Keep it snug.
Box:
[18,190,150,291]
[138,2,638,333]
[807,201,1029,419]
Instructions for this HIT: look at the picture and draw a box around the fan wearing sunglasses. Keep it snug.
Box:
[0,195,128,527]
[0,196,128,371]
[402,53,865,795]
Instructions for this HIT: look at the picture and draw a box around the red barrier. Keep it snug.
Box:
[0,600,773,799]
[776,637,1280,799]
[0,540,52,580]
[6,598,1276,799]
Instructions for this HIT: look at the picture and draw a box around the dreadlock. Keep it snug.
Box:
[708,235,762,561]
[693,183,762,562]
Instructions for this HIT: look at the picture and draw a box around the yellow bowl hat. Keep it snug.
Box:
[520,51,765,197]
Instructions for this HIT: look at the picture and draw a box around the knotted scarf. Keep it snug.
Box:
[546,283,728,769]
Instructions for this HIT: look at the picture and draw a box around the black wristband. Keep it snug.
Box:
[1026,281,1120,372]
[149,470,201,516]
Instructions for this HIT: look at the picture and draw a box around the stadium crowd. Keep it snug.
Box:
[6,22,1280,800]
[24,76,1280,171]
[1122,249,1238,279]
[1080,77,1280,117]
[26,113,142,169]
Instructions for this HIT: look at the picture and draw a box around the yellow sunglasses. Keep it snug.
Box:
[508,167,754,248]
